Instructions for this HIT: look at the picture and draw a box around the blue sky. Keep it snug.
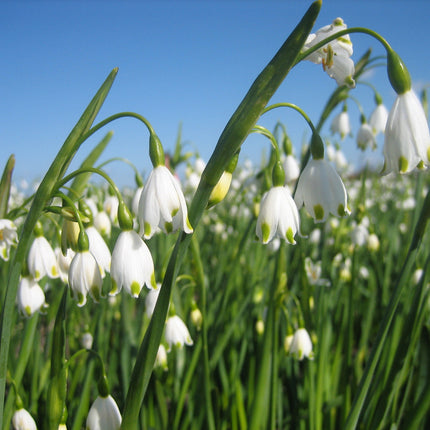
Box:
[2,0,430,189]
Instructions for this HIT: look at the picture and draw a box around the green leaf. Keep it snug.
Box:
[0,154,15,218]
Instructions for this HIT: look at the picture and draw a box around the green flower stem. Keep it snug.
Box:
[96,156,144,187]
[345,189,430,429]
[262,102,318,135]
[190,234,216,430]
[0,68,117,428]
[120,2,321,428]
[251,125,281,160]
[3,314,39,430]
[0,154,15,218]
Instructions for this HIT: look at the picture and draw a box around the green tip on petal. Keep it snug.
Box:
[337,204,347,217]
[313,204,324,221]
[261,222,271,244]
[90,286,101,303]
[130,281,141,297]
[35,270,40,280]
[24,306,32,317]
[144,222,152,238]
[150,272,157,289]
[77,292,86,307]
[286,227,295,244]
[51,266,58,277]
[110,280,118,295]
[399,156,409,173]
[165,222,173,233]
[186,217,193,232]
[427,146,430,163]
[171,207,179,217]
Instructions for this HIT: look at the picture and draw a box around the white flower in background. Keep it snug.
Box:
[330,108,351,140]
[86,226,111,278]
[256,186,300,245]
[165,315,193,351]
[283,154,300,183]
[359,266,370,279]
[412,268,424,285]
[81,332,94,349]
[138,165,193,239]
[17,276,46,317]
[383,90,430,174]
[131,186,144,217]
[0,219,18,261]
[145,287,161,318]
[304,257,331,287]
[84,197,99,219]
[68,250,103,307]
[110,230,156,298]
[289,328,314,360]
[27,235,60,281]
[93,211,111,238]
[369,103,389,136]
[284,334,294,354]
[104,195,119,224]
[12,408,37,430]
[367,233,380,252]
[302,18,355,87]
[357,122,377,151]
[155,344,168,370]
[294,158,350,223]
[350,222,369,247]
[86,395,122,430]
[55,247,75,283]
[326,144,348,172]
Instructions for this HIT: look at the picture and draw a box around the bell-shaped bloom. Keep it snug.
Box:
[0,219,18,261]
[86,395,121,430]
[155,344,168,370]
[289,328,314,360]
[256,186,300,245]
[27,236,60,281]
[165,315,193,351]
[369,103,388,136]
[330,110,351,140]
[145,287,161,318]
[12,408,37,430]
[55,247,75,284]
[17,276,46,317]
[104,195,119,224]
[294,158,350,223]
[110,230,156,298]
[86,226,111,278]
[131,186,144,217]
[93,211,112,238]
[304,257,331,287]
[138,165,193,239]
[383,90,430,174]
[68,250,103,307]
[302,18,354,87]
[283,154,300,183]
[357,123,377,151]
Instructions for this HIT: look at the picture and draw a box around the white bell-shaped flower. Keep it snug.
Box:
[27,235,60,281]
[12,408,37,430]
[86,395,122,430]
[86,226,111,278]
[289,328,314,360]
[383,89,430,174]
[294,158,350,223]
[256,186,300,245]
[110,230,156,298]
[138,165,193,239]
[17,276,46,317]
[0,218,18,261]
[330,109,351,140]
[369,103,388,136]
[283,154,300,183]
[165,315,193,351]
[357,122,377,151]
[68,250,103,307]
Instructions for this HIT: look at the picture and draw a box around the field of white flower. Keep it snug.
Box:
[1,2,429,429]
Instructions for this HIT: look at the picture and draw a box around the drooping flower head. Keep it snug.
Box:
[295,134,350,223]
[382,49,430,173]
[0,218,18,261]
[12,407,37,430]
[17,276,47,317]
[165,314,193,351]
[86,395,122,430]
[110,202,156,298]
[256,163,300,245]
[330,104,351,140]
[302,17,355,87]
[289,328,314,360]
